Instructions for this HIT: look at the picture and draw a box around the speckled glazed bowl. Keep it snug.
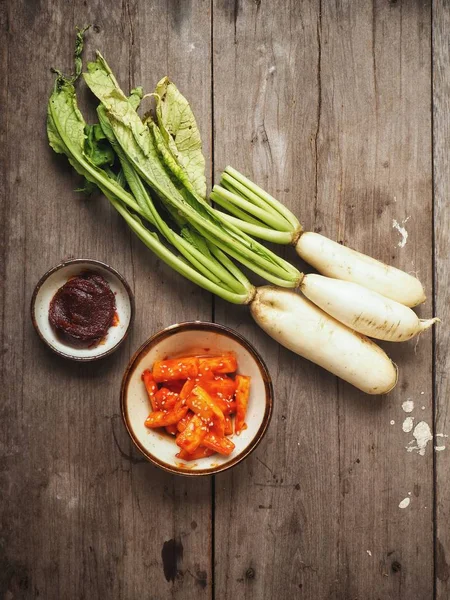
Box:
[121,322,273,476]
[31,258,134,361]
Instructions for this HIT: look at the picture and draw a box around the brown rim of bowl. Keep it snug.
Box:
[121,321,273,477]
[30,258,135,362]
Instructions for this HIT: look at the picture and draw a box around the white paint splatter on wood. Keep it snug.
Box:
[402,399,414,413]
[399,497,411,509]
[392,216,411,248]
[402,417,414,433]
[406,421,433,456]
[390,420,395,425]
[366,550,372,556]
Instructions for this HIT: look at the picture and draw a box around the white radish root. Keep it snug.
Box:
[300,274,439,342]
[250,286,398,395]
[296,232,425,307]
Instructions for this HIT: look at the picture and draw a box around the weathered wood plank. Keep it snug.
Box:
[0,1,212,598]
[433,1,450,598]
[0,0,7,390]
[1,0,439,598]
[212,2,341,598]
[322,2,434,598]
[212,1,434,598]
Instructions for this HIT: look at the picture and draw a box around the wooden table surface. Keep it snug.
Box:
[1,1,449,599]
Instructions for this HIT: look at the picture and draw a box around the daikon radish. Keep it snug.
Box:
[300,274,439,342]
[214,168,426,308]
[250,286,398,395]
[296,232,425,307]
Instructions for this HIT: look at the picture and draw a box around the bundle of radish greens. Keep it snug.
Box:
[47,29,439,395]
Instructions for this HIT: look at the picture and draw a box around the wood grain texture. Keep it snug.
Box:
[433,1,450,599]
[0,1,212,598]
[321,2,434,599]
[0,1,443,599]
[212,1,341,598]
[213,1,434,599]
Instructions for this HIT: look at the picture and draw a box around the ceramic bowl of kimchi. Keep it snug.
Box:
[121,322,273,476]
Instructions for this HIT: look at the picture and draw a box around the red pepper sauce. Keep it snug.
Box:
[49,271,116,348]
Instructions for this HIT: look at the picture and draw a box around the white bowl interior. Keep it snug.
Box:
[124,327,270,473]
[33,262,132,359]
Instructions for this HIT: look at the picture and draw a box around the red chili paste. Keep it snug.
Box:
[49,272,116,347]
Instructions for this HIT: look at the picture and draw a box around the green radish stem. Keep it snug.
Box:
[206,244,256,290]
[107,194,255,305]
[214,209,295,245]
[223,166,302,232]
[220,174,286,222]
[212,183,293,232]
[193,223,302,288]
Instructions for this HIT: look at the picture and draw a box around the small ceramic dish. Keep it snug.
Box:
[121,322,273,476]
[31,258,134,361]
